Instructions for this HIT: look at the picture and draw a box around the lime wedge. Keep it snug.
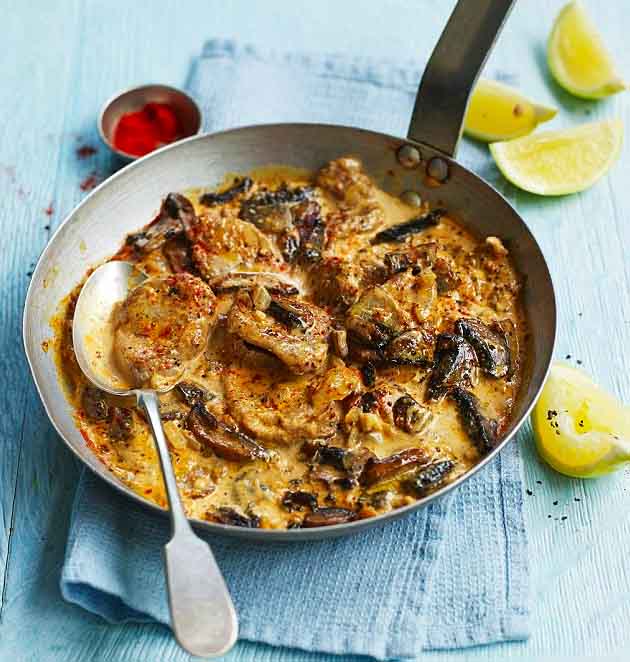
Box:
[532,362,630,478]
[548,1,626,99]
[464,79,557,142]
[489,119,623,195]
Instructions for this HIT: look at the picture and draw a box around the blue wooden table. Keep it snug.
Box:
[2,1,630,660]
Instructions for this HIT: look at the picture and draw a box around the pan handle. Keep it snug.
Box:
[407,0,516,157]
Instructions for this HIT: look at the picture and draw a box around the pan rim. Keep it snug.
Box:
[23,122,557,540]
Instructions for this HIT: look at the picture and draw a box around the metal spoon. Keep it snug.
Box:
[72,260,238,658]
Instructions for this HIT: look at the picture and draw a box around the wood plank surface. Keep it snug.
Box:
[1,1,629,660]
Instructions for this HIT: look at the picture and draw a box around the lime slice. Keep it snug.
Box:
[532,362,630,478]
[489,119,623,195]
[548,1,626,99]
[464,79,557,142]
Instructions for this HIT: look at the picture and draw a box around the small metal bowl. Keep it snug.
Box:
[98,84,203,161]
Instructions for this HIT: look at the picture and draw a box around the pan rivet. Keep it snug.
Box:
[427,157,449,182]
[400,191,422,207]
[397,144,421,168]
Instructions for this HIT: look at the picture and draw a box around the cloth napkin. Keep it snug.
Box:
[61,40,530,660]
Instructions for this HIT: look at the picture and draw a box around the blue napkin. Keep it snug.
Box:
[61,41,530,660]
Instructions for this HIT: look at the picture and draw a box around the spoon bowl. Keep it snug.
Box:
[72,261,146,396]
[72,260,238,658]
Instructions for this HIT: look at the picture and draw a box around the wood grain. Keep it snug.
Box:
[2,0,629,660]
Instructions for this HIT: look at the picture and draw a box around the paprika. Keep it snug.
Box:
[113,102,181,157]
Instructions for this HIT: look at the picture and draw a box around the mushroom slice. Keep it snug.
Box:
[210,507,261,528]
[433,256,460,295]
[302,507,357,528]
[266,299,307,330]
[304,442,376,480]
[239,200,293,234]
[199,177,253,207]
[499,318,520,379]
[307,444,347,469]
[186,404,269,462]
[176,381,209,406]
[455,317,510,378]
[239,185,313,223]
[109,406,133,440]
[81,386,109,420]
[346,287,412,350]
[113,273,216,390]
[227,291,331,374]
[426,333,478,400]
[239,186,318,263]
[126,193,196,254]
[402,459,455,497]
[371,208,445,245]
[163,236,194,274]
[210,272,299,296]
[293,200,325,263]
[360,447,431,488]
[282,491,318,512]
[392,394,433,434]
[384,251,413,275]
[450,387,498,454]
[383,328,434,367]
[330,328,349,358]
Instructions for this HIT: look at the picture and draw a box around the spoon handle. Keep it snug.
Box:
[137,390,238,658]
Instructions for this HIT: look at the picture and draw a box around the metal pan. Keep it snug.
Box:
[23,0,556,541]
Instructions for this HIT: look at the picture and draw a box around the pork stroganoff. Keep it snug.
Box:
[54,157,526,529]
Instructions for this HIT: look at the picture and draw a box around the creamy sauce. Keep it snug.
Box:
[80,304,132,392]
[52,158,526,529]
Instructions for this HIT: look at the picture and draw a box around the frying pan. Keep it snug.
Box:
[23,0,556,541]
